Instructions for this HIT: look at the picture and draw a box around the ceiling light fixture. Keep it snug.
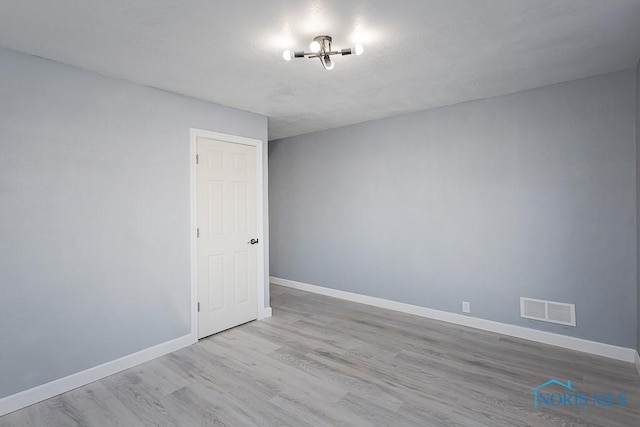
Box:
[283,35,363,70]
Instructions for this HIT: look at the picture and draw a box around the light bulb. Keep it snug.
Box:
[309,40,321,53]
[322,55,334,70]
[282,49,292,61]
[354,44,364,55]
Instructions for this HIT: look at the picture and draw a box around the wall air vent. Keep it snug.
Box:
[520,297,576,326]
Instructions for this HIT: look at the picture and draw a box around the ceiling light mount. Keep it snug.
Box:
[283,35,363,70]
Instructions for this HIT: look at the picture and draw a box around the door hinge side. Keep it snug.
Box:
[197,228,200,238]
[197,302,200,312]
[196,154,199,164]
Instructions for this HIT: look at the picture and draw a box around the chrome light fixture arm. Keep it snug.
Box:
[283,35,363,70]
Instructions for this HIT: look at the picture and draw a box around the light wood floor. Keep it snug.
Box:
[2,284,639,426]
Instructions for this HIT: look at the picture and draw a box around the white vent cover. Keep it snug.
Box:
[520,297,576,326]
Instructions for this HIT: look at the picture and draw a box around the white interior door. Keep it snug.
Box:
[197,136,258,338]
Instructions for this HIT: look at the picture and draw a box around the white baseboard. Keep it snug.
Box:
[0,334,195,417]
[271,277,637,364]
[635,350,640,377]
[260,307,273,319]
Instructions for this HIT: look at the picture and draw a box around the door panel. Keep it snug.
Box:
[197,137,258,338]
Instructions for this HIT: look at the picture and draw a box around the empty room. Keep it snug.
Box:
[1,1,640,426]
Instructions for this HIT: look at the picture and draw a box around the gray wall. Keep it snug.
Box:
[636,58,640,354]
[270,70,637,348]
[0,47,268,399]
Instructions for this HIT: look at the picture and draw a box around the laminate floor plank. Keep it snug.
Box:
[101,372,181,427]
[2,284,639,426]
[59,382,142,427]
[201,334,350,403]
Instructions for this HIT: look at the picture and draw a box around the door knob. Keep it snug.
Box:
[249,238,259,245]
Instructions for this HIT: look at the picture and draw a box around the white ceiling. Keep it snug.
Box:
[1,1,639,140]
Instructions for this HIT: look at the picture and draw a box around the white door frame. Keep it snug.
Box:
[189,128,266,342]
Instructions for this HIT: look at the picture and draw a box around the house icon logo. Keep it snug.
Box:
[531,379,575,408]
[530,378,627,408]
